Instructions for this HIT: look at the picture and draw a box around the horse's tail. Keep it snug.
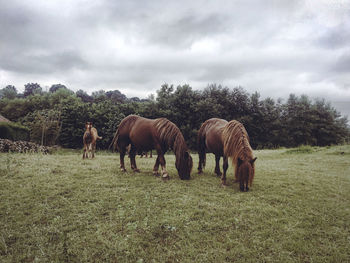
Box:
[197,125,206,169]
[108,130,119,152]
[109,115,139,152]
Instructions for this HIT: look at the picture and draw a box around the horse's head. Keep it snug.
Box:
[237,157,257,192]
[85,122,92,131]
[176,151,193,180]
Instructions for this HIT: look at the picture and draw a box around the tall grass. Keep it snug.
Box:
[1,145,349,262]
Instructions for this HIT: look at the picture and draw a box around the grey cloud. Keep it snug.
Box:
[0,0,349,117]
[1,49,88,74]
[316,15,350,49]
[332,53,350,73]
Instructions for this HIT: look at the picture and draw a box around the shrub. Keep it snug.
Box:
[0,122,30,141]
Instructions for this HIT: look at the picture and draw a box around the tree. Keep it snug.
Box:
[49,84,68,93]
[25,110,62,146]
[106,90,127,104]
[24,83,42,97]
[0,85,17,99]
[76,89,93,103]
[92,90,107,103]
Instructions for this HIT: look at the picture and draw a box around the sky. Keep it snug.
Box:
[0,0,350,117]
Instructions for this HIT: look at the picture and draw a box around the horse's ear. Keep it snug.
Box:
[250,157,257,165]
[238,158,243,166]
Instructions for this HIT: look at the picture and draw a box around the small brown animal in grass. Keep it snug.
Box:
[83,122,102,159]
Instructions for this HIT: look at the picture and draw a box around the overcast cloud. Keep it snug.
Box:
[0,0,349,117]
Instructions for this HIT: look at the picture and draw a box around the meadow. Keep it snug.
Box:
[0,145,349,262]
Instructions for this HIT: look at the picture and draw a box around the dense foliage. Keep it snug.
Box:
[0,122,29,141]
[0,83,349,149]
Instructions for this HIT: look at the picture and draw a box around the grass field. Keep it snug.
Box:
[1,145,350,262]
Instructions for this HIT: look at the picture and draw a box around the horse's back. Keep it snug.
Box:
[202,118,228,155]
[129,117,156,150]
[117,115,156,150]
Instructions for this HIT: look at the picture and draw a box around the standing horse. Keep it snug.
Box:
[111,115,193,180]
[83,122,102,159]
[198,118,257,191]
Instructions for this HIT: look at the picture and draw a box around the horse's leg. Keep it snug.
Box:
[119,147,127,172]
[234,164,239,182]
[87,143,91,159]
[214,154,222,177]
[198,149,205,174]
[129,145,140,172]
[83,143,86,159]
[91,141,96,158]
[153,155,160,176]
[222,156,228,186]
[158,152,169,179]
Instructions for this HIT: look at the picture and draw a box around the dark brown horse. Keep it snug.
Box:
[198,118,257,191]
[111,115,193,180]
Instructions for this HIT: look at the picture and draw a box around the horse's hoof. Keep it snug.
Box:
[121,168,127,172]
[221,183,227,188]
[133,169,140,173]
[153,172,160,177]
[198,170,203,174]
[162,173,170,180]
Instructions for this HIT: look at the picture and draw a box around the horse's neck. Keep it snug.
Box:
[172,133,187,155]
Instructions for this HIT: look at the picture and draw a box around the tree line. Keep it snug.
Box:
[0,83,349,150]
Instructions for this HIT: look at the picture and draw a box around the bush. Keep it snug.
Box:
[0,122,30,141]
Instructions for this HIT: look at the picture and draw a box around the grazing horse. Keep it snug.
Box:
[83,122,102,159]
[198,118,257,191]
[111,115,193,180]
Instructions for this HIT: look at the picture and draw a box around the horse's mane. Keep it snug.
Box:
[222,120,255,186]
[222,120,254,163]
[154,118,187,154]
[154,118,192,173]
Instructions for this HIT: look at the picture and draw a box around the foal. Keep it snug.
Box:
[83,122,102,159]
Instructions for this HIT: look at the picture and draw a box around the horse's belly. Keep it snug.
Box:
[129,129,154,150]
[205,131,224,156]
[206,141,224,156]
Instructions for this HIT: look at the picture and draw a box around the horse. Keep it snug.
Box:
[126,145,153,158]
[110,115,193,180]
[83,122,102,159]
[197,118,257,191]
[140,150,153,158]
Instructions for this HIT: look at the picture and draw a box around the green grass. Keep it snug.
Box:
[1,145,350,262]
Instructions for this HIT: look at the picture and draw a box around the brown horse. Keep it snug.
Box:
[111,115,193,180]
[198,118,257,191]
[83,122,102,159]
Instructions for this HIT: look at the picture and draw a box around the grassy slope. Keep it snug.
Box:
[0,145,349,262]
